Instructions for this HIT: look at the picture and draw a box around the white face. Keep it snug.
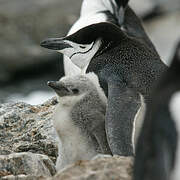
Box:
[58,38,102,70]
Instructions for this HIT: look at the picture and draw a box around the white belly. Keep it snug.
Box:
[132,95,146,153]
[53,103,97,170]
[170,92,180,180]
[64,56,81,76]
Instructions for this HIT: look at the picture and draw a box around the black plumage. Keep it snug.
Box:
[63,19,167,155]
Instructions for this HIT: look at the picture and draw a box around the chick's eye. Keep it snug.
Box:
[72,88,79,94]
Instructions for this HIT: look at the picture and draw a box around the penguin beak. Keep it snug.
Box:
[118,7,125,27]
[40,38,72,50]
[47,81,70,96]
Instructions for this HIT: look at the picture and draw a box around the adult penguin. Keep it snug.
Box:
[134,41,180,180]
[41,1,167,155]
[41,21,167,156]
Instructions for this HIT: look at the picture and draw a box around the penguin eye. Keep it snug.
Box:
[72,88,79,94]
[79,45,86,49]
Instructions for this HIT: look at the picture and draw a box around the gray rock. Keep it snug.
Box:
[48,156,133,180]
[0,152,56,179]
[130,0,180,17]
[1,175,43,180]
[129,0,155,17]
[0,97,58,163]
[130,2,180,65]
[0,98,133,179]
[144,11,180,64]
[0,0,82,82]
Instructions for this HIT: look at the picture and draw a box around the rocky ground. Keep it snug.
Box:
[0,97,133,180]
[48,156,133,180]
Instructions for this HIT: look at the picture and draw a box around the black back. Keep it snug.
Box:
[134,41,180,180]
[83,22,167,99]
[65,6,167,98]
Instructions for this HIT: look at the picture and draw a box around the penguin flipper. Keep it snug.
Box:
[90,112,112,155]
[106,79,141,156]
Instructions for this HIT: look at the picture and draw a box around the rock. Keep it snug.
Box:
[0,97,58,162]
[0,152,56,179]
[129,0,155,17]
[130,2,180,65]
[130,0,180,18]
[48,156,133,180]
[144,11,180,64]
[1,175,44,180]
[0,98,133,179]
[0,0,82,82]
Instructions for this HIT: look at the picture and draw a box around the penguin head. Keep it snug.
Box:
[170,41,180,67]
[47,72,103,98]
[41,22,126,70]
[41,37,102,70]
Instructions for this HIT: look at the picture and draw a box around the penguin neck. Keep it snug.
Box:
[57,94,85,108]
[94,40,114,58]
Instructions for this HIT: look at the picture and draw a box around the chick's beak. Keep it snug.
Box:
[47,81,59,89]
[47,81,70,97]
[40,38,72,50]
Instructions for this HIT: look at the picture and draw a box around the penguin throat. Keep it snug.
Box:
[69,41,95,59]
[70,38,102,70]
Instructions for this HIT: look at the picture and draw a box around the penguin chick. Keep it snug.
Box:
[48,72,111,170]
[134,41,180,180]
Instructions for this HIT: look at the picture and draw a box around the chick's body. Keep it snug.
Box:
[50,73,111,170]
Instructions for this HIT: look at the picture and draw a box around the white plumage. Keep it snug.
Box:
[51,72,111,170]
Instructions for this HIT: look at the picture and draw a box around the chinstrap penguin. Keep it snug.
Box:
[65,0,129,76]
[48,72,112,170]
[134,41,180,180]
[41,0,155,77]
[41,17,167,156]
[41,0,167,156]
